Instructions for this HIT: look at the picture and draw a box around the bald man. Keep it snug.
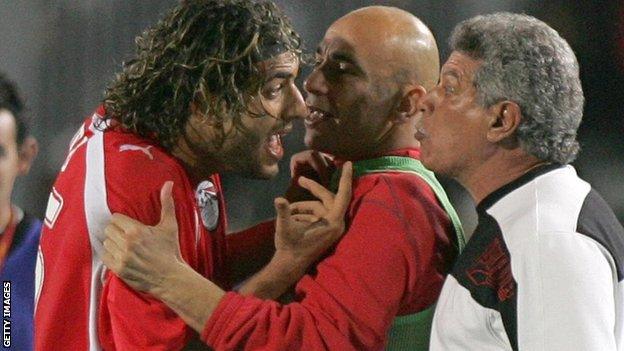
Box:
[101,6,464,350]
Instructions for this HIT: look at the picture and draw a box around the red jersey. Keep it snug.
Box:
[34,107,227,350]
[201,149,459,350]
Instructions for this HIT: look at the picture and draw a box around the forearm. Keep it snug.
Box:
[152,262,226,333]
[237,252,308,299]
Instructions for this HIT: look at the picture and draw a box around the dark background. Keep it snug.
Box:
[1,0,622,236]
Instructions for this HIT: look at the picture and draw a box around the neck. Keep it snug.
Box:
[381,137,420,156]
[459,150,547,205]
[0,202,12,234]
[170,136,220,185]
[349,122,420,161]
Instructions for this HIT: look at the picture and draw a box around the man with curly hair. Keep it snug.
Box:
[34,1,352,350]
[0,73,40,351]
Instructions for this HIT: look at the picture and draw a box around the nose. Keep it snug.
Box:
[417,88,438,118]
[282,84,308,123]
[303,67,329,97]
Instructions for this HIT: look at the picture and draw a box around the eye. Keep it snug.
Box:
[444,85,456,96]
[326,61,352,77]
[263,82,284,99]
[335,60,356,74]
[270,83,283,95]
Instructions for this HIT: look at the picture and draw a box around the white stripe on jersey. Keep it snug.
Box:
[84,124,111,351]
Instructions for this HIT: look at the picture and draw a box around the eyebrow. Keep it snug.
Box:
[442,69,460,78]
[316,40,360,66]
[265,70,294,81]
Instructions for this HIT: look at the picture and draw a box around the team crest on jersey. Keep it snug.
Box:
[195,180,219,231]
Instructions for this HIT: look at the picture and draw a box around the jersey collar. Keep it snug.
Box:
[477,163,565,213]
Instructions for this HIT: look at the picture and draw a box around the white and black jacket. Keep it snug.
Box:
[430,164,624,350]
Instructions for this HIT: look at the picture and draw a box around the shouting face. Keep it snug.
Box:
[184,51,307,179]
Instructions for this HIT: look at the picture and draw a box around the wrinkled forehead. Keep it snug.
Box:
[256,51,300,77]
[441,51,483,82]
[260,51,298,69]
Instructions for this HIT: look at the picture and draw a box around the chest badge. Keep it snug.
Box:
[195,180,219,231]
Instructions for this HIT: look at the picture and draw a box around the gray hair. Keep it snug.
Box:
[450,12,584,164]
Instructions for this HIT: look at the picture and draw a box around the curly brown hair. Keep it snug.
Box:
[103,0,302,150]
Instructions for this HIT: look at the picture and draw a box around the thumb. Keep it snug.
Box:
[274,197,291,235]
[158,181,177,230]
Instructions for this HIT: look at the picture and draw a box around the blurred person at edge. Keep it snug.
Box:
[33,1,352,350]
[101,6,464,351]
[0,73,40,351]
[416,13,624,351]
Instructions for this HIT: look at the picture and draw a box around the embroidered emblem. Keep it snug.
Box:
[466,237,516,302]
[195,180,219,231]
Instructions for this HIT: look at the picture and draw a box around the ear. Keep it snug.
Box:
[486,101,521,144]
[18,136,38,176]
[393,84,427,124]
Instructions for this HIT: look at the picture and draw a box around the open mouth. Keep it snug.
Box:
[305,107,334,127]
[265,125,292,159]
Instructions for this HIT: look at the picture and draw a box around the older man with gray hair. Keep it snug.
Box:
[416,12,624,350]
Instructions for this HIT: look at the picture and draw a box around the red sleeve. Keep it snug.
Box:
[201,191,426,350]
[98,150,202,351]
[225,220,275,285]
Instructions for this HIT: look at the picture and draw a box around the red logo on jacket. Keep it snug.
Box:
[466,237,516,302]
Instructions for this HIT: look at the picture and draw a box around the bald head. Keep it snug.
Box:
[327,6,439,90]
[304,7,439,158]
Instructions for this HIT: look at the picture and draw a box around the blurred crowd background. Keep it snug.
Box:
[1,0,622,235]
